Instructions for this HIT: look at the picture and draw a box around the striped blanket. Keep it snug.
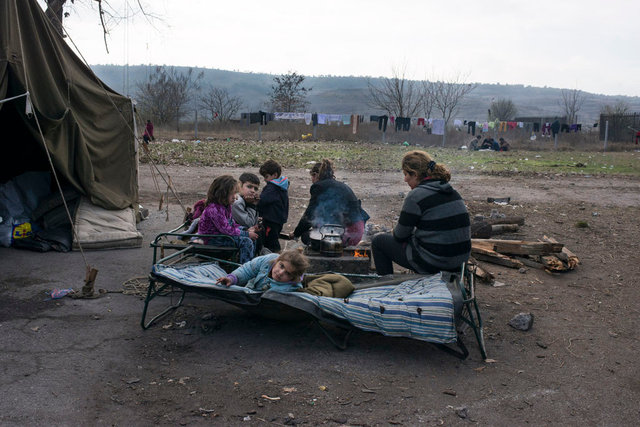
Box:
[151,263,456,344]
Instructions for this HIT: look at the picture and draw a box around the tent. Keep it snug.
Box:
[0,0,142,250]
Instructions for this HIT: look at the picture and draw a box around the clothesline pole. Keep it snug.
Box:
[554,132,558,150]
[258,123,262,142]
[313,123,317,140]
[382,129,386,143]
[603,120,609,152]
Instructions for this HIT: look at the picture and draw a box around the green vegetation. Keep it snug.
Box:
[142,139,640,176]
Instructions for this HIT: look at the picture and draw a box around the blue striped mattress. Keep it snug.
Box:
[151,263,457,344]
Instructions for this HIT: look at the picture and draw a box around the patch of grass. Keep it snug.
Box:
[141,139,640,176]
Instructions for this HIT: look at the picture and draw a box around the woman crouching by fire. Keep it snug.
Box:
[292,159,369,247]
[371,150,471,276]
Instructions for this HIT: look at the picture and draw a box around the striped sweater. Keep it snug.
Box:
[394,179,471,272]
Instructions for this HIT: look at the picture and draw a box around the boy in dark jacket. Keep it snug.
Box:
[257,160,289,252]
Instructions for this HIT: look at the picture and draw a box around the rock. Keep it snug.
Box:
[455,406,468,419]
[518,267,527,274]
[508,312,534,331]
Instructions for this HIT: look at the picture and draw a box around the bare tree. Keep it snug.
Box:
[559,89,587,125]
[43,0,156,52]
[136,66,203,130]
[421,82,435,121]
[600,100,631,116]
[269,71,311,112]
[428,73,477,146]
[367,66,423,118]
[489,98,518,120]
[200,86,244,122]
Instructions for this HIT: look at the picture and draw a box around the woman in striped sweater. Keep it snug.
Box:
[371,151,471,275]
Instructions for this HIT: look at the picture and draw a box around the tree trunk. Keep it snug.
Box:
[45,0,66,36]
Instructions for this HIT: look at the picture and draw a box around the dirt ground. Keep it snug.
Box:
[1,164,639,426]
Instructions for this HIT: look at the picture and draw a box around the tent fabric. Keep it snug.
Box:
[0,0,138,210]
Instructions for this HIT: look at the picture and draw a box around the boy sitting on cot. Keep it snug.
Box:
[232,172,264,254]
[257,160,289,253]
[216,249,309,292]
[232,172,260,229]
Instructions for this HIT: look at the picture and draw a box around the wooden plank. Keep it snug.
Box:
[513,256,546,270]
[471,247,524,268]
[472,239,563,256]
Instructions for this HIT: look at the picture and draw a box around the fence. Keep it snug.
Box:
[599,113,640,142]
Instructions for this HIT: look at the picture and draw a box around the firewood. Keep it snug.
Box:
[542,236,579,269]
[513,256,546,270]
[472,239,563,256]
[484,216,525,226]
[491,224,519,234]
[471,221,492,238]
[471,246,524,268]
[541,255,567,271]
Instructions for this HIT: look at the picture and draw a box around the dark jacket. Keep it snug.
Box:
[257,176,289,225]
[294,178,369,237]
[394,178,471,272]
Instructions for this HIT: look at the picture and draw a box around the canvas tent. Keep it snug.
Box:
[0,0,142,250]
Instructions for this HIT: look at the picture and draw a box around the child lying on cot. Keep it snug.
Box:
[216,249,309,292]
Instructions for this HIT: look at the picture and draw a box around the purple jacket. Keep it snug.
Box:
[197,203,241,237]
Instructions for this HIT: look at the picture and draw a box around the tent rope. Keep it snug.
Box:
[0,92,28,104]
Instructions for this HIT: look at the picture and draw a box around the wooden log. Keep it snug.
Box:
[491,224,520,234]
[542,236,579,269]
[471,221,492,238]
[484,216,525,226]
[472,239,563,256]
[541,255,568,271]
[471,247,524,268]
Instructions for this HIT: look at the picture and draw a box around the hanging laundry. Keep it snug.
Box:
[378,115,388,132]
[312,113,318,126]
[453,119,463,129]
[431,119,445,135]
[318,114,328,125]
[370,115,379,122]
[533,122,540,132]
[417,117,426,126]
[482,122,489,132]
[499,121,507,132]
[342,115,351,125]
[467,121,476,135]
[304,113,312,125]
[508,121,517,130]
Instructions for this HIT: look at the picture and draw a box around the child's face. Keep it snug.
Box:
[262,173,278,182]
[240,181,259,200]
[270,259,297,282]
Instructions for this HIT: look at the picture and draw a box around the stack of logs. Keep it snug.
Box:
[471,235,579,273]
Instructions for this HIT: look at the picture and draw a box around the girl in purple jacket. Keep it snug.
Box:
[195,175,258,263]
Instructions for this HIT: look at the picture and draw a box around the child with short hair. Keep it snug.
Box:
[232,172,260,229]
[216,249,309,292]
[196,175,258,263]
[257,160,289,253]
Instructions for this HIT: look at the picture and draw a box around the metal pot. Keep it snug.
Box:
[319,224,344,257]
[309,229,322,252]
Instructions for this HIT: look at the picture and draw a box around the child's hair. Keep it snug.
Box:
[276,249,309,280]
[402,150,451,182]
[239,172,260,185]
[259,159,282,178]
[206,175,238,206]
[310,159,335,181]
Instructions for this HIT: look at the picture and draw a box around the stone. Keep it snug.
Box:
[508,312,534,331]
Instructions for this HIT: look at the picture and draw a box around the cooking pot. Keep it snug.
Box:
[319,224,344,257]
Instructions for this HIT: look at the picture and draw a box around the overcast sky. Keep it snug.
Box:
[48,0,640,97]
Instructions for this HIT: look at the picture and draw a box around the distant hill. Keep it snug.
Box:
[92,65,640,123]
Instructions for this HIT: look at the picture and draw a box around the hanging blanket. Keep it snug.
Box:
[151,263,457,344]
